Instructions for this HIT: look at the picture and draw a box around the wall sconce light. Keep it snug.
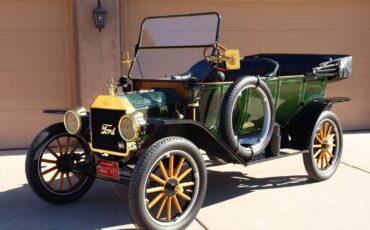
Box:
[92,0,107,32]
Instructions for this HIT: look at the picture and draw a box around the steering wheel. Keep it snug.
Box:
[203,43,228,71]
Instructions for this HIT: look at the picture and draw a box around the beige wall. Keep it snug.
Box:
[75,0,122,108]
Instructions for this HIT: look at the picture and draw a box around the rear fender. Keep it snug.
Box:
[285,97,350,150]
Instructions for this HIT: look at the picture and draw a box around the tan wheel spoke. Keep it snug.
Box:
[174,156,185,178]
[328,143,336,147]
[46,147,59,159]
[58,173,64,191]
[42,166,57,175]
[148,193,164,209]
[41,159,57,164]
[173,195,183,214]
[48,170,60,185]
[64,136,70,155]
[69,141,80,155]
[177,191,191,201]
[313,144,322,148]
[313,149,322,158]
[150,173,166,185]
[177,168,192,182]
[66,173,73,189]
[179,182,194,187]
[323,153,329,168]
[158,161,169,180]
[323,123,328,139]
[146,186,164,194]
[316,153,321,164]
[315,135,323,144]
[327,125,332,137]
[320,154,324,170]
[166,197,172,221]
[319,127,324,140]
[169,154,174,177]
[55,138,63,156]
[326,149,334,158]
[156,197,168,219]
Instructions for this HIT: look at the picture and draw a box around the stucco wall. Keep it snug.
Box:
[75,0,121,108]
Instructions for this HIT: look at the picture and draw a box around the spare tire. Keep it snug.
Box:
[220,76,275,161]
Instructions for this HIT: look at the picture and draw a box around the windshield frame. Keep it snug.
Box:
[128,12,221,80]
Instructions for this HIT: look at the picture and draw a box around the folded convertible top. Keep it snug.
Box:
[244,54,352,81]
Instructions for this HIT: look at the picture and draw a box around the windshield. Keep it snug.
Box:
[129,13,220,80]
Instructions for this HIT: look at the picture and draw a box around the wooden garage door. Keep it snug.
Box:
[121,0,370,130]
[0,0,75,149]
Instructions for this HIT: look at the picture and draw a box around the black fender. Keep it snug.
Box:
[285,97,350,150]
[43,109,68,114]
[142,119,245,164]
[43,109,90,140]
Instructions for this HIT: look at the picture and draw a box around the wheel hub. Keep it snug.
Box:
[57,154,73,173]
[321,140,330,150]
[164,178,178,197]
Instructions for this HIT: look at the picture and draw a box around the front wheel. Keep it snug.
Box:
[128,137,207,230]
[303,111,343,181]
[25,123,95,204]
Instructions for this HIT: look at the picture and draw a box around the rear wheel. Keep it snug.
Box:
[128,137,207,230]
[303,111,343,181]
[25,123,95,204]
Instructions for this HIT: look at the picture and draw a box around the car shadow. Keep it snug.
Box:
[0,169,312,229]
[204,169,313,207]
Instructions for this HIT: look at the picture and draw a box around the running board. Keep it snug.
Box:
[247,149,308,165]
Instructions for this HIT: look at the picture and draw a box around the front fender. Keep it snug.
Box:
[43,109,90,140]
[142,119,244,164]
[285,97,350,150]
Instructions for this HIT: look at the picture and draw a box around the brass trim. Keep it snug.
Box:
[89,143,131,157]
[63,110,82,135]
[118,114,141,142]
[90,95,135,112]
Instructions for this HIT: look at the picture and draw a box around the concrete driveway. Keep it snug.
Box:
[0,133,369,230]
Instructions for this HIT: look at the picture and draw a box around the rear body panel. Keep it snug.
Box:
[197,76,327,136]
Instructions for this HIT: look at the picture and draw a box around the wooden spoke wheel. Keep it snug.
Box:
[303,111,343,181]
[38,135,88,194]
[26,123,95,204]
[145,153,196,222]
[128,137,207,230]
[312,120,337,171]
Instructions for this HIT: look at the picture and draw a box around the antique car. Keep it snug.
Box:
[25,13,352,229]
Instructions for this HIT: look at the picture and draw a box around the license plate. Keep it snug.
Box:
[96,160,120,180]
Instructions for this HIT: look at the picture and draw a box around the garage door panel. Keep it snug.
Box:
[0,0,69,30]
[222,31,262,55]
[0,31,69,70]
[0,0,73,149]
[322,31,370,63]
[322,1,370,28]
[123,0,192,31]
[331,96,370,130]
[192,2,259,30]
[0,70,72,110]
[0,110,62,148]
[261,2,323,27]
